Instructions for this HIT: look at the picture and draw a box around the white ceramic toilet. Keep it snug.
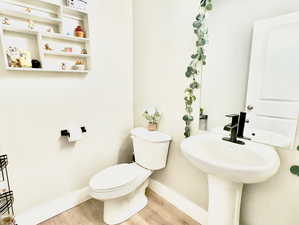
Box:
[89,127,171,225]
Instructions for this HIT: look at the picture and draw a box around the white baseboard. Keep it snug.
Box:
[16,187,91,225]
[149,179,208,225]
[16,180,208,225]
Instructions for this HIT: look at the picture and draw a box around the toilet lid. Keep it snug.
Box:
[90,163,144,191]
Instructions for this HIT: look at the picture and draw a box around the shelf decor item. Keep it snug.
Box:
[75,26,85,38]
[47,27,54,33]
[61,62,67,70]
[44,43,53,51]
[63,47,73,53]
[81,48,87,54]
[66,0,88,11]
[27,19,34,30]
[25,7,32,14]
[2,17,10,25]
[72,59,85,70]
[19,51,32,68]
[143,107,161,131]
[31,59,41,68]
[6,47,22,68]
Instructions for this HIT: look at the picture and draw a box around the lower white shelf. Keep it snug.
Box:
[5,67,88,73]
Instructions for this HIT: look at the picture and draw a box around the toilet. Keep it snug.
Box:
[89,127,171,225]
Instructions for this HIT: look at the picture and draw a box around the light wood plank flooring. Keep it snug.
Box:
[39,189,201,225]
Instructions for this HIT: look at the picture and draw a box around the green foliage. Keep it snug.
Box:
[297,145,299,151]
[290,165,299,176]
[183,1,212,138]
[143,107,161,125]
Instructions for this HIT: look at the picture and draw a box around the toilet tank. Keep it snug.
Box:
[131,127,171,170]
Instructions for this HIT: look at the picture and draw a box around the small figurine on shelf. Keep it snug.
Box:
[63,47,73,53]
[6,46,22,68]
[27,19,35,30]
[72,60,85,70]
[25,7,32,13]
[47,27,54,33]
[0,215,16,225]
[19,51,32,68]
[61,62,67,70]
[44,43,53,51]
[75,26,85,38]
[32,59,41,68]
[81,48,88,54]
[2,17,11,25]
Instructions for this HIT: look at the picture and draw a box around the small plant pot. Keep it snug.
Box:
[75,31,85,38]
[148,123,158,131]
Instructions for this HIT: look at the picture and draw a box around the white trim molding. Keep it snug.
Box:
[149,179,208,225]
[16,187,91,225]
[16,180,208,225]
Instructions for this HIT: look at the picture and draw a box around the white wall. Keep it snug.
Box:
[0,0,133,213]
[133,1,299,225]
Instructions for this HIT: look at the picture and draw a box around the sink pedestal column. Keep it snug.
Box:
[208,175,243,225]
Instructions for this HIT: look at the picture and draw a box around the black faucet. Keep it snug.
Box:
[223,114,245,145]
[237,112,251,140]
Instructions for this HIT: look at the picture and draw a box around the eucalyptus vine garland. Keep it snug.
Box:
[183,0,212,138]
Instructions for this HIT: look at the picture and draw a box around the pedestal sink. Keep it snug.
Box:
[181,132,280,225]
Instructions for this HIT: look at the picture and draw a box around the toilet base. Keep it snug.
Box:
[103,180,149,225]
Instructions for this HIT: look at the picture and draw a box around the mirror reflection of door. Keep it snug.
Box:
[246,13,299,147]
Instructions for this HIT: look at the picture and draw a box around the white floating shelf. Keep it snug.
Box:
[1,26,89,43]
[44,51,90,58]
[6,67,88,73]
[2,26,38,35]
[0,8,61,25]
[63,6,88,15]
[42,32,89,43]
[0,0,90,74]
[34,0,60,7]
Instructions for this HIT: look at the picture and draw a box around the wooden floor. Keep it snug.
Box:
[38,189,201,225]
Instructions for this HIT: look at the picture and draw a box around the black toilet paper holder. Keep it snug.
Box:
[61,127,87,137]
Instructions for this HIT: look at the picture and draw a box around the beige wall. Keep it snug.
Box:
[133,1,299,225]
[0,0,133,213]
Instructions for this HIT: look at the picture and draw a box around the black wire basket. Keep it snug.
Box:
[0,155,16,224]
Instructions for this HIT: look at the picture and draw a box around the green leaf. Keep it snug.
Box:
[190,81,200,89]
[186,107,193,113]
[297,145,299,151]
[183,115,189,122]
[290,165,299,176]
[196,14,203,21]
[185,88,193,94]
[193,21,202,29]
[191,54,198,59]
[196,39,206,47]
[206,3,213,11]
[185,71,192,78]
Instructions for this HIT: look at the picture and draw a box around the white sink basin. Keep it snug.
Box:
[181,132,280,225]
[181,132,280,183]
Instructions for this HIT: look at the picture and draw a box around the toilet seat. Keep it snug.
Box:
[89,163,151,196]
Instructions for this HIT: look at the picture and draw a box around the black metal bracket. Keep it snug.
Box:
[61,127,87,137]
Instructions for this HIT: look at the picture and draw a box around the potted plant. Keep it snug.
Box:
[143,107,161,131]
